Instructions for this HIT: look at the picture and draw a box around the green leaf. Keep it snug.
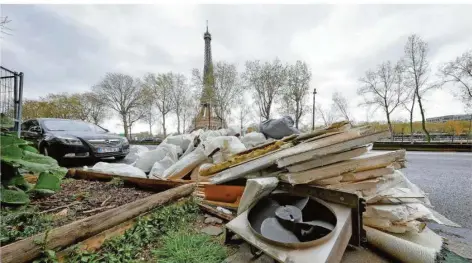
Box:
[1,145,24,160]
[20,145,39,153]
[0,188,31,205]
[0,134,30,148]
[33,172,62,193]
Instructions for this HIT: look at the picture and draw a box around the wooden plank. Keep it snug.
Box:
[0,183,195,263]
[121,176,192,192]
[70,169,113,181]
[57,219,137,261]
[340,167,394,182]
[284,147,368,172]
[198,203,234,221]
[203,185,245,203]
[280,150,405,185]
[277,131,388,168]
[327,178,381,192]
[210,128,385,184]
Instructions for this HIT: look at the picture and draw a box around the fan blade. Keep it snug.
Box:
[291,196,309,210]
[261,217,300,243]
[299,220,335,231]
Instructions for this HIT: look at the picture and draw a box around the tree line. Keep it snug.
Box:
[358,34,471,142]
[22,34,470,139]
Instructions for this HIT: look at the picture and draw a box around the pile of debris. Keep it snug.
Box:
[83,118,458,263]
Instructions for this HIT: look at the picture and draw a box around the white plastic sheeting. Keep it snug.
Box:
[162,134,192,153]
[134,143,181,173]
[161,147,208,179]
[202,136,247,163]
[88,162,147,178]
[149,156,175,178]
[240,132,267,148]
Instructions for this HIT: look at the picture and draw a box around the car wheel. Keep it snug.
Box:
[114,155,126,161]
[41,145,59,161]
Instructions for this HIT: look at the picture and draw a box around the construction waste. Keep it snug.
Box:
[85,120,459,263]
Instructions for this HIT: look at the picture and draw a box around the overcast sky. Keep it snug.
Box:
[1,5,471,134]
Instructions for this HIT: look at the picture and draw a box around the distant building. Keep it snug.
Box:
[191,22,225,131]
[426,114,472,123]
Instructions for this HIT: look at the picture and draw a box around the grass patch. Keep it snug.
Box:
[0,206,53,246]
[153,230,228,263]
[64,198,201,263]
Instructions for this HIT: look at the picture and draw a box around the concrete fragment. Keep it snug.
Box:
[200,225,223,236]
[204,216,223,225]
[237,177,279,215]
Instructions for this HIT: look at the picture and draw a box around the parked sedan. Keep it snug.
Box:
[21,118,129,161]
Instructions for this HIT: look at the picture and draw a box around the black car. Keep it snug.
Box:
[21,118,129,161]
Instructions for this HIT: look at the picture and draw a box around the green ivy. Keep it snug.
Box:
[1,133,67,205]
[64,199,200,263]
[0,207,53,246]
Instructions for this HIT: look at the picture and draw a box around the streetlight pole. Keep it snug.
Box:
[312,88,317,130]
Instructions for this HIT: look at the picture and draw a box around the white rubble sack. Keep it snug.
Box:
[126,145,149,161]
[240,132,267,148]
[366,226,443,263]
[202,136,247,163]
[161,147,208,179]
[134,143,181,173]
[149,155,176,178]
[90,162,147,178]
[162,134,192,153]
[200,129,229,142]
[363,170,430,205]
[237,177,279,215]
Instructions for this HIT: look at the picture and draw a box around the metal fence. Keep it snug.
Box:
[0,66,24,137]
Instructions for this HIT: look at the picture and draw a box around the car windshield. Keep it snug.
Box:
[43,119,107,133]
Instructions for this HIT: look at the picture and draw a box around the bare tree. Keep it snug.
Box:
[169,73,187,134]
[332,91,352,122]
[143,73,173,137]
[82,92,107,125]
[213,62,242,127]
[127,106,146,138]
[93,73,144,138]
[235,96,253,134]
[0,16,12,36]
[402,91,417,144]
[358,61,408,139]
[140,86,156,135]
[403,34,434,142]
[280,61,312,129]
[181,88,198,133]
[316,103,337,126]
[243,58,287,120]
[439,50,472,109]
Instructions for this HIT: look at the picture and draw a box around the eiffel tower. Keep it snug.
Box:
[192,21,225,131]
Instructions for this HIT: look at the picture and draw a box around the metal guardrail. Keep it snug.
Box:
[0,66,24,137]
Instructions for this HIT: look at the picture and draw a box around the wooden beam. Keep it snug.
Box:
[198,203,234,221]
[283,147,368,172]
[210,128,385,184]
[280,150,405,185]
[0,183,195,263]
[277,131,389,168]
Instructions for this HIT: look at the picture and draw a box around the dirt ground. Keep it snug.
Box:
[31,178,154,227]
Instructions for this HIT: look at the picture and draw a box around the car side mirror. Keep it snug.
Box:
[30,126,42,134]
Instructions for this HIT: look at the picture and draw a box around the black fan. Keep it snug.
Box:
[247,193,337,248]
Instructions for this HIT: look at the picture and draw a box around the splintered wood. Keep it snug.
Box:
[280,150,405,185]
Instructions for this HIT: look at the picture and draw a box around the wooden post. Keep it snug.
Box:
[0,183,195,263]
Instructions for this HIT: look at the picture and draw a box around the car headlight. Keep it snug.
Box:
[57,136,83,145]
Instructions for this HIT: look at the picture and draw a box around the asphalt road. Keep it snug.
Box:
[402,151,472,229]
